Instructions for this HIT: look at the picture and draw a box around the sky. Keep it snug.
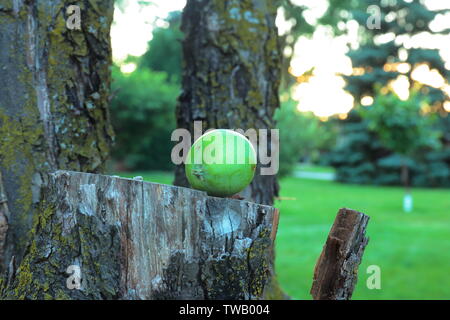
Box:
[111,0,186,62]
[111,0,450,117]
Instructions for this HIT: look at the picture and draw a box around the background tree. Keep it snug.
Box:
[174,0,282,206]
[341,0,449,103]
[359,91,441,211]
[0,0,114,272]
[328,0,450,187]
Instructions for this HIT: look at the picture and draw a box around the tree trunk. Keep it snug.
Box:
[0,172,9,273]
[310,208,370,300]
[0,0,115,270]
[401,161,410,191]
[400,160,413,212]
[1,171,278,300]
[174,0,282,206]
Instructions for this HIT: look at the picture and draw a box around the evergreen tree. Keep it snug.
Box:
[328,0,450,189]
[342,0,449,103]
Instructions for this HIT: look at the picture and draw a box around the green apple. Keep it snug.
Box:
[185,129,257,197]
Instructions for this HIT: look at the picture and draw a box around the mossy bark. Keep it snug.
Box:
[0,0,114,272]
[1,171,278,300]
[174,0,282,206]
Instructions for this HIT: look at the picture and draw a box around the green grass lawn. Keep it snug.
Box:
[117,171,450,300]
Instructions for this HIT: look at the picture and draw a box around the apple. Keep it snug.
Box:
[185,129,257,197]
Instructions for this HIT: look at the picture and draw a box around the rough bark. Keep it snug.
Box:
[1,171,278,300]
[0,171,9,273]
[174,0,282,206]
[0,0,115,270]
[310,208,370,300]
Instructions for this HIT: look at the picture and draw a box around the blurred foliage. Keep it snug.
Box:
[333,0,450,103]
[359,91,441,155]
[329,112,385,184]
[278,1,315,88]
[329,92,450,187]
[110,66,179,171]
[110,11,183,171]
[275,98,337,177]
[115,0,155,13]
[139,11,183,83]
[328,0,450,187]
[360,91,441,188]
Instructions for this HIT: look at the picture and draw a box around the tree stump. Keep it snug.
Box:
[1,171,279,300]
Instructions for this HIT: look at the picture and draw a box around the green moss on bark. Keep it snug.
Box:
[0,109,41,210]
[0,0,115,271]
[2,186,121,300]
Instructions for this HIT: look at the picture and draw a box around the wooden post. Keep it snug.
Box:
[2,171,278,300]
[310,208,370,300]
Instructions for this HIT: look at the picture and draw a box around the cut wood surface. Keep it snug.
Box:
[2,171,278,300]
[310,208,370,300]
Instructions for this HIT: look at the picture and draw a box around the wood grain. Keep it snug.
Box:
[310,208,370,300]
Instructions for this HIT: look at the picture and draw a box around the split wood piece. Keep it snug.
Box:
[310,208,370,300]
